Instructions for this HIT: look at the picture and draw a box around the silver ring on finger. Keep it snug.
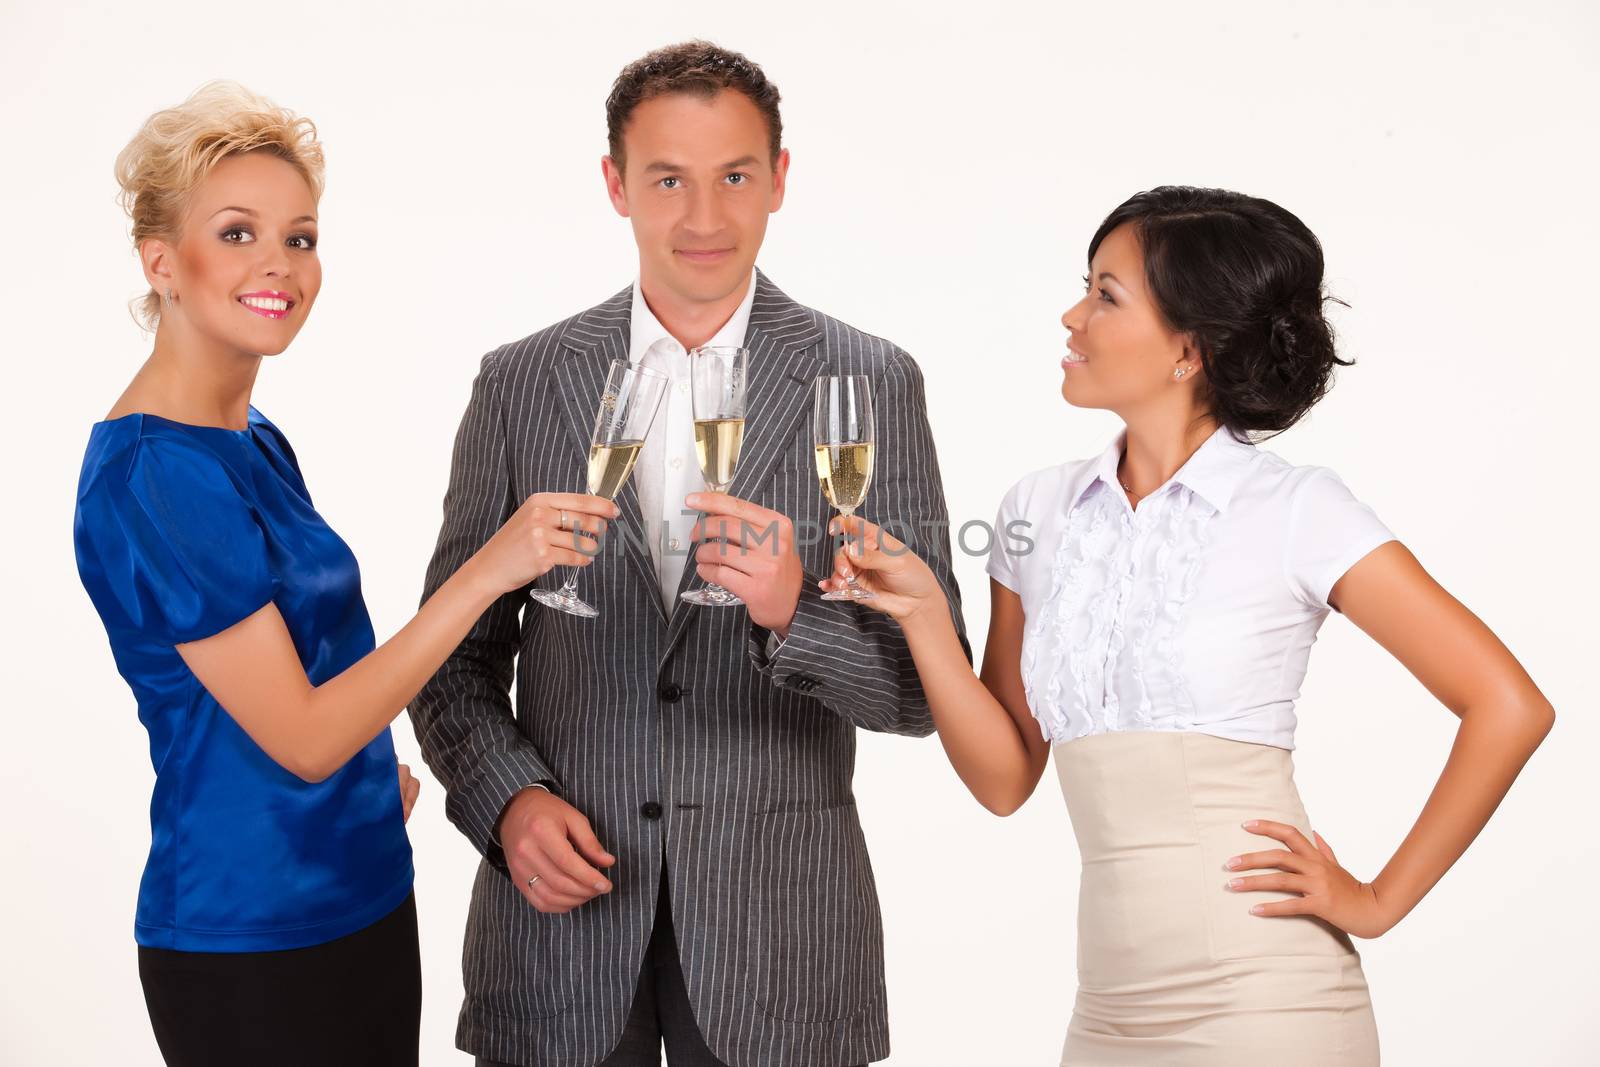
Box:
[557,510,569,531]
[527,874,542,891]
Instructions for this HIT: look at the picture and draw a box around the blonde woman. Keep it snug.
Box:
[72,83,618,1066]
[822,187,1554,1063]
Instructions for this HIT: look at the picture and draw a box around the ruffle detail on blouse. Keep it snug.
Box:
[1127,487,1218,729]
[1019,482,1220,743]
[1020,483,1124,743]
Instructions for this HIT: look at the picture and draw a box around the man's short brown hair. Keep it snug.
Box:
[605,41,783,171]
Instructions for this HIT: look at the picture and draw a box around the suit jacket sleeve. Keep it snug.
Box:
[746,346,970,736]
[407,350,559,869]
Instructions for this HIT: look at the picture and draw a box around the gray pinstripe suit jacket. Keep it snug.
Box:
[408,271,970,1067]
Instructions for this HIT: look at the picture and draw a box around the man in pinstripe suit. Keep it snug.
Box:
[410,41,968,1067]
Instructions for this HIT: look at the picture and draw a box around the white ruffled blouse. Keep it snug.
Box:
[985,425,1396,750]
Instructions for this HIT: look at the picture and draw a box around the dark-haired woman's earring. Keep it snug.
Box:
[1174,367,1185,380]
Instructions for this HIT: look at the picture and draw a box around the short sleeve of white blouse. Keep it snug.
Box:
[985,426,1396,750]
[1283,466,1395,610]
[985,477,1032,594]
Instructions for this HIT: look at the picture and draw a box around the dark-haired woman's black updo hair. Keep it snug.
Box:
[1088,186,1351,438]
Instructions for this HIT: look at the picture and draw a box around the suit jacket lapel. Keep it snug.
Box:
[662,271,825,660]
[553,285,669,626]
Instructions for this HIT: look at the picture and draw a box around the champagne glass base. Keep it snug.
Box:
[680,585,744,608]
[530,587,600,618]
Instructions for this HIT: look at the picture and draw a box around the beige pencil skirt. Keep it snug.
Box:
[1055,730,1379,1066]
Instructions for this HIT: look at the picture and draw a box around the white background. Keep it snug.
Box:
[2,1,1595,1064]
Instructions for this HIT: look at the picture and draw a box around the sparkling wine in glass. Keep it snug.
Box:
[680,345,749,608]
[530,359,668,618]
[814,374,876,601]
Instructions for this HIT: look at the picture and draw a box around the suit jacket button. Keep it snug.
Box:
[658,682,683,703]
[640,801,663,820]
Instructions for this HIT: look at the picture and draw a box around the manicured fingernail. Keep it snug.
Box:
[595,882,609,892]
[1250,905,1265,915]
[1225,857,1240,869]
[1228,878,1244,889]
[1242,820,1258,829]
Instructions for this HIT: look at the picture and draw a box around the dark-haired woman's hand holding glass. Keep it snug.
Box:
[813,374,876,601]
[818,516,945,626]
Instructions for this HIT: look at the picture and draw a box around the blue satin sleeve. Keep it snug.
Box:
[75,435,276,645]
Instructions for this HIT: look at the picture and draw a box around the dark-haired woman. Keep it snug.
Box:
[822,187,1553,1064]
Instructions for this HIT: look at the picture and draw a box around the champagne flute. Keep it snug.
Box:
[680,345,749,608]
[813,374,876,601]
[531,359,669,618]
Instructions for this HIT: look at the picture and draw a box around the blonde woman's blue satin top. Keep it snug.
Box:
[73,407,413,952]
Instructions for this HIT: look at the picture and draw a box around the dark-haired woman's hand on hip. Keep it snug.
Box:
[819,515,945,623]
[1226,821,1397,939]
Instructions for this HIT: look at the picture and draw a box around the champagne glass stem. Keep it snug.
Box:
[554,566,580,599]
[836,507,869,595]
[700,486,735,600]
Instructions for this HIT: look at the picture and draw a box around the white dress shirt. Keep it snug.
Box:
[986,424,1396,750]
[628,271,757,612]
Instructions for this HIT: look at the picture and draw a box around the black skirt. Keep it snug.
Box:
[137,891,421,1067]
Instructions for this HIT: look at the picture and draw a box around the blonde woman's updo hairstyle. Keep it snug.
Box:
[115,81,324,330]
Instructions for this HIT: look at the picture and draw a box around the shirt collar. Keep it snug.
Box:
[628,269,757,363]
[1071,423,1258,514]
